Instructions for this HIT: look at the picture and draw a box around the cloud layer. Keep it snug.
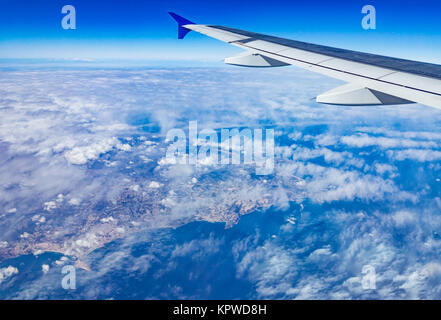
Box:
[1,65,441,299]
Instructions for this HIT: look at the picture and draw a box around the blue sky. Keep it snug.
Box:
[0,0,441,63]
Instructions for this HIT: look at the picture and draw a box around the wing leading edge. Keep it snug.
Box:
[169,12,441,109]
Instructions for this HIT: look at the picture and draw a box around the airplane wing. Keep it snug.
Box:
[169,12,441,109]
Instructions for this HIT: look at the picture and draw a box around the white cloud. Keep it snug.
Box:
[44,201,57,212]
[389,210,415,227]
[0,266,18,283]
[148,181,162,189]
[64,138,118,165]
[68,198,80,206]
[100,217,116,223]
[42,264,50,274]
[374,163,397,176]
[387,149,441,162]
[277,162,414,204]
[117,143,132,152]
[341,133,438,149]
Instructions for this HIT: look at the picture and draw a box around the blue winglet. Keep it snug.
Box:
[168,12,195,39]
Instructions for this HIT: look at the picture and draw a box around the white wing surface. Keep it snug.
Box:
[169,12,441,109]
